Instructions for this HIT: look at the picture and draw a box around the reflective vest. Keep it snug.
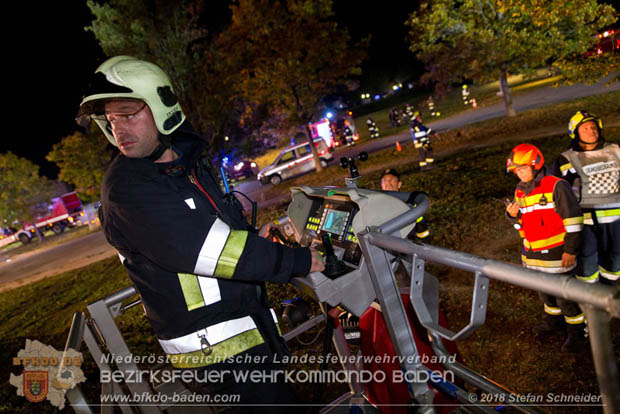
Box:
[516,176,569,252]
[561,143,620,212]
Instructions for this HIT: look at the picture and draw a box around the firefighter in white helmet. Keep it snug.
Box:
[77,56,324,411]
[552,110,620,286]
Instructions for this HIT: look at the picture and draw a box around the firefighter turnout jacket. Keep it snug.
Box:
[99,123,311,369]
[410,120,432,149]
[553,141,620,282]
[507,170,583,273]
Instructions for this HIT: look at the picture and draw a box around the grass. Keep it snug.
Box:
[255,90,620,204]
[250,68,571,169]
[2,89,619,413]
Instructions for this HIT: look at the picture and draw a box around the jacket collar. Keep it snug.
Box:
[517,166,548,195]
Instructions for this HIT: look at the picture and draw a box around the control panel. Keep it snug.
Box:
[300,198,362,266]
[284,185,417,316]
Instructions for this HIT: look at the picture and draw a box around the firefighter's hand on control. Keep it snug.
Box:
[258,222,276,239]
[562,252,576,269]
[505,201,519,218]
[309,246,325,273]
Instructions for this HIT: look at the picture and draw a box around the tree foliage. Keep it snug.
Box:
[46,130,112,203]
[217,0,367,169]
[0,152,55,226]
[85,0,367,162]
[86,0,213,133]
[407,0,618,115]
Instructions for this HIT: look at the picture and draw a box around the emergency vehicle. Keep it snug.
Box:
[308,111,359,149]
[0,228,18,248]
[14,192,85,244]
[585,25,618,56]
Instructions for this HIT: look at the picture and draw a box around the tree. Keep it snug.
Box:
[217,0,367,171]
[407,0,617,116]
[85,0,258,155]
[46,130,112,203]
[0,152,55,241]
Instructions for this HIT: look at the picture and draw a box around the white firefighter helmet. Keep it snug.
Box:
[77,56,185,146]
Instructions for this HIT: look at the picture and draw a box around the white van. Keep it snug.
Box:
[257,139,333,185]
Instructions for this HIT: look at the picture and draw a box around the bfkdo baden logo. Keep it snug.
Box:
[23,371,49,402]
[10,339,86,409]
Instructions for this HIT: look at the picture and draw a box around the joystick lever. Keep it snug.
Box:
[320,233,351,279]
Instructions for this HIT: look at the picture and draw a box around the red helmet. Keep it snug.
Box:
[506,143,544,173]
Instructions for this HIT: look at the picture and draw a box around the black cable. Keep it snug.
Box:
[230,190,258,229]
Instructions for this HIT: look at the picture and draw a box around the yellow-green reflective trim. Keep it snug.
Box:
[544,303,562,315]
[563,216,584,225]
[600,266,620,275]
[577,271,599,283]
[597,209,620,217]
[584,209,620,220]
[416,216,424,223]
[214,230,248,279]
[177,273,204,311]
[168,328,264,368]
[565,314,585,324]
[560,163,573,172]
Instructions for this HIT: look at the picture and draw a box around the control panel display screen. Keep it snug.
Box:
[321,208,349,236]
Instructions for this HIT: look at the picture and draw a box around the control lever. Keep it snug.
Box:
[269,227,300,248]
[320,233,351,279]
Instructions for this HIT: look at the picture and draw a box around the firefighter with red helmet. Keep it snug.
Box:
[552,111,620,286]
[505,144,587,352]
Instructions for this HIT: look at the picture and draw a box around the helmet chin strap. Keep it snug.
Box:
[146,133,172,162]
[575,132,603,149]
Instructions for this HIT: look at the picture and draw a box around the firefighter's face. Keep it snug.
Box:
[381,174,402,191]
[105,99,159,158]
[515,165,534,183]
[577,121,599,149]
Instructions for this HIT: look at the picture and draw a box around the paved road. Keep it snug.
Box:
[235,75,620,209]
[3,75,618,289]
[0,230,116,291]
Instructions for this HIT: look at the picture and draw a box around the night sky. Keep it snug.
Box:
[4,2,421,179]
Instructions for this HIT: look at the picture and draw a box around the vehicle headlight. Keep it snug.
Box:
[234,162,244,171]
[251,162,257,168]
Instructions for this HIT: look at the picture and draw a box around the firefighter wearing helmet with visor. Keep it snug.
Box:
[77,56,324,411]
[552,111,620,286]
[505,143,587,352]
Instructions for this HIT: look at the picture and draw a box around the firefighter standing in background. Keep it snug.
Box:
[389,107,400,127]
[427,96,439,117]
[77,56,324,412]
[505,144,587,352]
[404,103,415,122]
[462,84,470,105]
[366,118,380,139]
[380,168,430,241]
[552,111,620,286]
[410,111,437,171]
[343,124,355,145]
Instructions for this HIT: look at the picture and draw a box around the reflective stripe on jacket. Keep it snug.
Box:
[100,124,310,368]
[507,170,582,273]
[516,176,581,252]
